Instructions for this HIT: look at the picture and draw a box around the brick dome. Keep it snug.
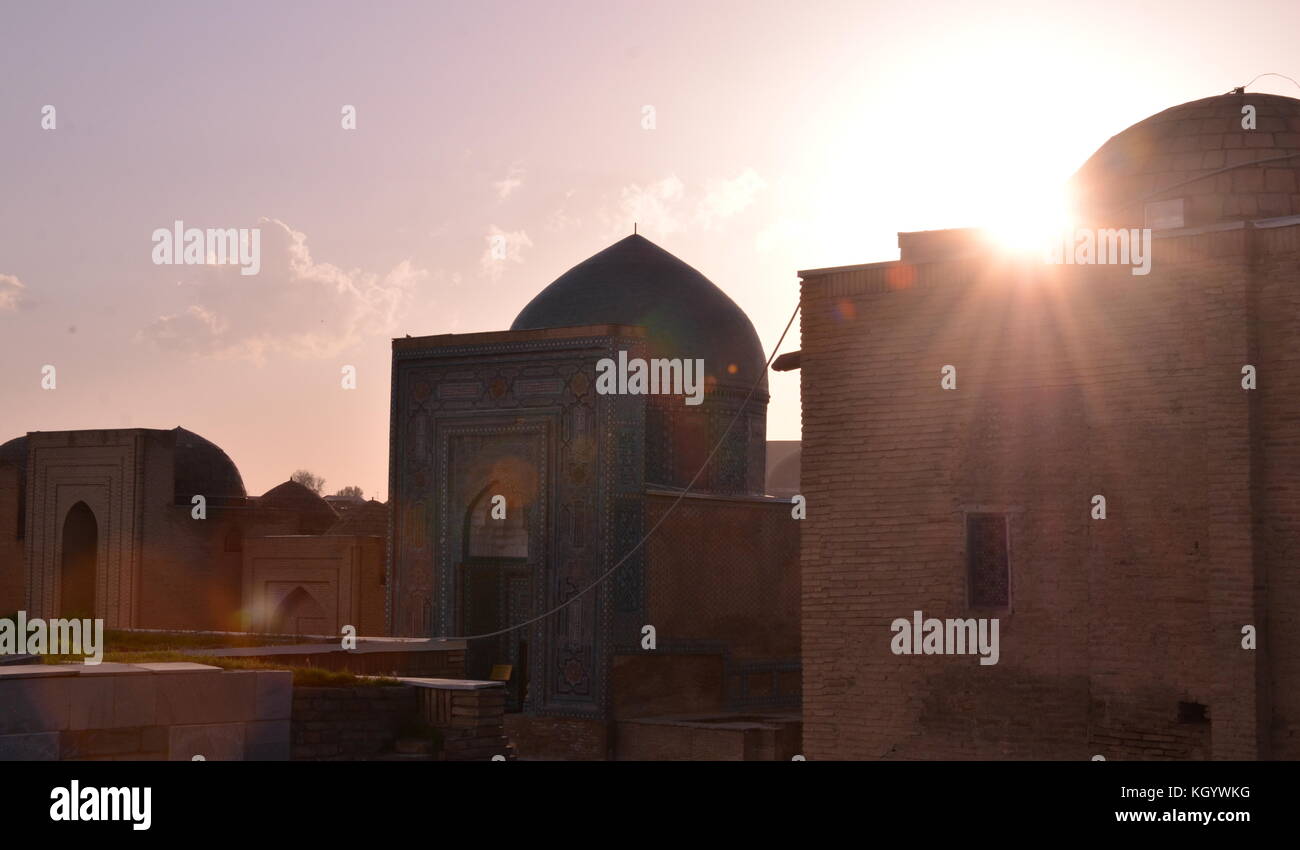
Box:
[1070,92,1300,229]
[260,480,338,533]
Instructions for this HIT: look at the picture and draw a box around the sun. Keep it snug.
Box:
[982,181,1077,256]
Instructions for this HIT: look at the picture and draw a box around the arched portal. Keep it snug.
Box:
[460,479,533,710]
[60,502,97,618]
[270,586,328,635]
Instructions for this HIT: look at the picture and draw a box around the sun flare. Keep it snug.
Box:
[982,181,1077,255]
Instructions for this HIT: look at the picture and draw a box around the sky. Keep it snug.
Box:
[2,0,1299,500]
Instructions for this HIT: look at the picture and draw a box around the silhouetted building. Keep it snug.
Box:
[796,92,1300,759]
[0,427,386,635]
[389,235,801,759]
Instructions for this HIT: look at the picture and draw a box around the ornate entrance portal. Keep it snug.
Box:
[459,474,535,711]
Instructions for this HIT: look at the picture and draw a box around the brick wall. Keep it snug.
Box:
[410,682,510,760]
[1255,224,1300,758]
[503,714,608,760]
[291,685,416,760]
[0,464,24,613]
[645,493,800,659]
[800,225,1295,759]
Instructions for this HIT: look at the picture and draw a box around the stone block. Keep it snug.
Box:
[66,670,157,730]
[156,670,256,725]
[253,671,293,720]
[0,678,71,734]
[0,731,59,760]
[168,722,245,761]
[0,664,80,680]
[113,675,158,728]
[59,728,142,758]
[244,720,290,760]
[135,662,223,674]
[67,675,115,730]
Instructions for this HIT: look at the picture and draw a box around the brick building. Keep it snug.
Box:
[0,427,386,635]
[389,235,801,758]
[794,92,1300,759]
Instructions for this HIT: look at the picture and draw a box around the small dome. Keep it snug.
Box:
[1070,92,1300,228]
[512,234,767,391]
[0,435,28,472]
[173,427,246,501]
[261,479,333,510]
[329,499,388,537]
[260,480,338,533]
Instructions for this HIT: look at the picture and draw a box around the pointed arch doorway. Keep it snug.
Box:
[459,480,533,711]
[60,501,97,618]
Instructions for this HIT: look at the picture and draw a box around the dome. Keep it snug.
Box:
[329,499,388,537]
[511,234,768,392]
[260,480,338,533]
[173,427,246,501]
[1070,92,1300,229]
[0,435,28,473]
[261,480,334,511]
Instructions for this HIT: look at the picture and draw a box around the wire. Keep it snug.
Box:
[1107,150,1300,215]
[435,298,803,642]
[1238,72,1300,93]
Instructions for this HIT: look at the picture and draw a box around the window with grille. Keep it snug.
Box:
[967,513,1009,608]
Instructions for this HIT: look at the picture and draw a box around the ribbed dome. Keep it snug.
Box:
[1070,92,1300,228]
[173,427,246,501]
[511,235,767,391]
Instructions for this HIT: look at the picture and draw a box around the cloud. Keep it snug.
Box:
[0,273,27,311]
[479,226,534,280]
[546,190,582,233]
[603,170,767,239]
[138,218,426,362]
[696,168,767,228]
[493,165,525,199]
[615,176,686,236]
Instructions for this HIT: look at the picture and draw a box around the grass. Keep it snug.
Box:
[97,629,304,653]
[40,649,400,688]
[0,622,306,654]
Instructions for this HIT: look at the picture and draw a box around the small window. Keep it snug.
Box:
[1144,198,1184,230]
[967,513,1009,608]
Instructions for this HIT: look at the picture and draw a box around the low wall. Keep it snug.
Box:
[615,714,802,761]
[291,679,510,761]
[195,640,466,679]
[291,685,417,760]
[405,678,510,760]
[0,662,292,761]
[503,714,608,761]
